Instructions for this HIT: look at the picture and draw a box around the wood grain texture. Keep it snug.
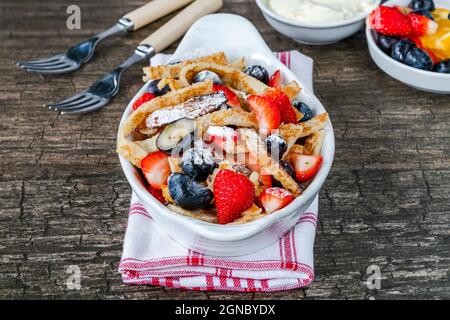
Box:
[0,0,449,300]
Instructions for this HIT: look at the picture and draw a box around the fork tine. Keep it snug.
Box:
[46,93,88,109]
[52,95,99,111]
[51,96,95,110]
[22,65,75,75]
[60,99,107,115]
[16,54,63,66]
[18,60,66,68]
[22,62,72,71]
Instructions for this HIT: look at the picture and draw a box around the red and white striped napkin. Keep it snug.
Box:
[119,51,317,292]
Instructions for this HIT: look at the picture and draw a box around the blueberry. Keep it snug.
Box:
[293,102,314,122]
[414,10,434,20]
[147,79,170,96]
[409,0,435,12]
[280,160,296,180]
[168,173,213,210]
[376,34,400,55]
[193,70,222,85]
[391,39,416,63]
[266,134,287,161]
[243,65,269,84]
[180,148,217,181]
[433,59,450,73]
[404,47,433,71]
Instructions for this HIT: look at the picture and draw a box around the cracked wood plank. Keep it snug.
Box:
[0,0,449,300]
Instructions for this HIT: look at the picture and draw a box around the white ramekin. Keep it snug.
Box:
[255,0,381,45]
[118,14,335,256]
[366,0,450,94]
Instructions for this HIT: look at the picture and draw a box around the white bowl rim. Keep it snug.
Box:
[255,0,381,29]
[118,13,335,241]
[366,0,450,78]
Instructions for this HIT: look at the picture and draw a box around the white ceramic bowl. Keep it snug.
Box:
[255,0,381,45]
[366,0,450,94]
[118,14,335,256]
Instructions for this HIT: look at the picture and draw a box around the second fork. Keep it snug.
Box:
[46,0,223,115]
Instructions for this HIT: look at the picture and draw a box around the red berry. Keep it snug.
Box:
[407,13,438,37]
[368,6,412,37]
[141,151,171,190]
[212,84,241,108]
[291,154,323,183]
[259,187,295,214]
[247,95,281,135]
[132,92,155,111]
[268,70,282,89]
[145,184,166,204]
[213,169,256,224]
[263,88,297,124]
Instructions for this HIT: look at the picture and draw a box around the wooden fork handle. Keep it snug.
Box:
[123,0,193,31]
[140,0,223,53]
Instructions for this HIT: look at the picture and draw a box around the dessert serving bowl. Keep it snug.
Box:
[366,0,450,94]
[118,14,335,256]
[256,0,381,45]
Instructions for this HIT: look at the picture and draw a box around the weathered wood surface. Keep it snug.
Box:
[0,0,449,300]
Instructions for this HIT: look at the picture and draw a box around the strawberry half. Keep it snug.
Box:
[205,126,238,154]
[132,92,155,111]
[291,154,323,183]
[407,13,438,37]
[213,169,256,224]
[263,88,297,124]
[259,187,295,214]
[268,70,282,89]
[145,184,166,204]
[212,84,241,108]
[368,6,412,37]
[141,151,171,190]
[247,94,281,136]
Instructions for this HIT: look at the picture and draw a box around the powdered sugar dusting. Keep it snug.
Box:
[146,92,227,128]
[266,187,293,198]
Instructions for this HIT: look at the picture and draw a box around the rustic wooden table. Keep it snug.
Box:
[1,0,449,300]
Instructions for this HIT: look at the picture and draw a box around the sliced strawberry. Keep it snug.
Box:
[263,88,297,124]
[212,84,241,108]
[258,174,272,190]
[291,154,323,183]
[145,184,166,204]
[268,70,282,89]
[247,94,281,135]
[259,187,295,214]
[132,92,156,111]
[407,13,438,37]
[213,169,256,224]
[368,6,412,37]
[141,151,171,190]
[204,126,238,154]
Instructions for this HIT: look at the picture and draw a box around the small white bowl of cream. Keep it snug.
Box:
[256,0,380,45]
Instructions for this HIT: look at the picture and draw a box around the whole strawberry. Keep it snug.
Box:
[213,169,256,224]
[368,6,412,37]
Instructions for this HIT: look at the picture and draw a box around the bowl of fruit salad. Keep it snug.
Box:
[366,0,450,93]
[117,14,334,256]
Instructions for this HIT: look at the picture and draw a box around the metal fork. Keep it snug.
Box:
[46,0,223,115]
[16,0,194,75]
